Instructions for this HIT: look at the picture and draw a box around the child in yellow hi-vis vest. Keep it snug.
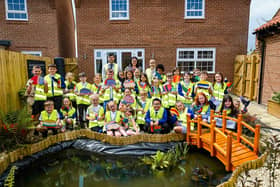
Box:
[191,92,211,122]
[194,71,213,100]
[173,101,194,134]
[86,94,105,133]
[60,97,76,131]
[162,73,178,109]
[38,100,62,137]
[136,90,151,131]
[91,73,103,104]
[177,72,194,108]
[120,106,139,136]
[104,101,122,136]
[75,72,92,128]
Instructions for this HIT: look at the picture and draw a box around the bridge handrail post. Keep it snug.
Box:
[222,110,227,133]
[254,124,261,154]
[210,120,216,157]
[226,132,232,171]
[237,114,243,143]
[197,115,202,148]
[210,109,215,122]
[186,114,191,144]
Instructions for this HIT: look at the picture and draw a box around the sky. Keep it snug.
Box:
[248,0,280,52]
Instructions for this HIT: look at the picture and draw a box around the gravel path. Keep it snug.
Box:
[236,130,280,187]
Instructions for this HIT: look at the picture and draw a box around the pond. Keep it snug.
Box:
[15,147,229,187]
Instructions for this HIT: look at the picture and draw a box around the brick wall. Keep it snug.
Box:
[261,34,280,104]
[76,0,250,82]
[0,0,59,57]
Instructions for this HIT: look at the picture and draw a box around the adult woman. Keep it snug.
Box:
[124,56,142,73]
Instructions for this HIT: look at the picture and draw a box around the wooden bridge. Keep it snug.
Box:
[186,110,261,171]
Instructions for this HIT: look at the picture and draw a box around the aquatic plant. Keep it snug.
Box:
[142,143,189,173]
[263,135,280,187]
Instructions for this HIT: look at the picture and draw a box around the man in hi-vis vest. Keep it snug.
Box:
[102,53,120,80]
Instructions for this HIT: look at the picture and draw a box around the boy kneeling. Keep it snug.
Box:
[145,98,170,134]
[37,100,62,137]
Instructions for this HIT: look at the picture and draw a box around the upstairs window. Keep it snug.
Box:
[185,0,205,19]
[110,0,129,20]
[5,0,28,21]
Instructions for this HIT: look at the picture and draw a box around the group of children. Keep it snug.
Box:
[26,58,250,137]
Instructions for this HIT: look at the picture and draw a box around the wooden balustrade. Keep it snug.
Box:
[185,110,261,172]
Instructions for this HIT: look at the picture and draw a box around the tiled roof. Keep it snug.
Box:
[255,9,280,32]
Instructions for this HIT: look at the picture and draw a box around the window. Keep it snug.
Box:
[94,49,144,78]
[110,0,129,20]
[22,51,42,57]
[176,48,215,73]
[185,0,205,19]
[5,0,28,21]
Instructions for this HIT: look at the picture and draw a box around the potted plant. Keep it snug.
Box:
[268,91,280,118]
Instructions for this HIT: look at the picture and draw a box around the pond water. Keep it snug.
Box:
[15,148,229,187]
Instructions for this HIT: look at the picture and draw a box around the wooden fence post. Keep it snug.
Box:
[210,120,216,157]
[222,110,227,133]
[226,132,232,171]
[186,114,191,144]
[237,114,242,143]
[197,115,202,148]
[254,124,261,154]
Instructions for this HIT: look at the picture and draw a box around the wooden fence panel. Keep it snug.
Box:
[233,53,260,100]
[0,50,77,114]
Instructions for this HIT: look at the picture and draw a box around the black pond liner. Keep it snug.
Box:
[0,139,232,186]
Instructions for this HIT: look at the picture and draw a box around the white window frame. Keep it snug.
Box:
[94,48,145,76]
[22,51,42,57]
[109,0,129,20]
[5,0,28,21]
[184,0,205,19]
[176,48,216,73]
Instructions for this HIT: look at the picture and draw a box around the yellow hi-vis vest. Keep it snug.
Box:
[64,80,77,101]
[104,63,119,80]
[87,105,104,128]
[150,86,162,100]
[177,107,195,131]
[194,104,210,115]
[41,110,59,128]
[60,107,76,119]
[136,98,151,124]
[103,80,121,102]
[162,83,177,108]
[34,84,47,101]
[213,82,227,101]
[44,74,63,97]
[105,111,122,123]
[92,83,104,103]
[136,81,150,95]
[150,107,165,121]
[177,81,193,105]
[76,82,92,105]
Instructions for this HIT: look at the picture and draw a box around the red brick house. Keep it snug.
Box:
[254,9,280,104]
[0,0,251,82]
